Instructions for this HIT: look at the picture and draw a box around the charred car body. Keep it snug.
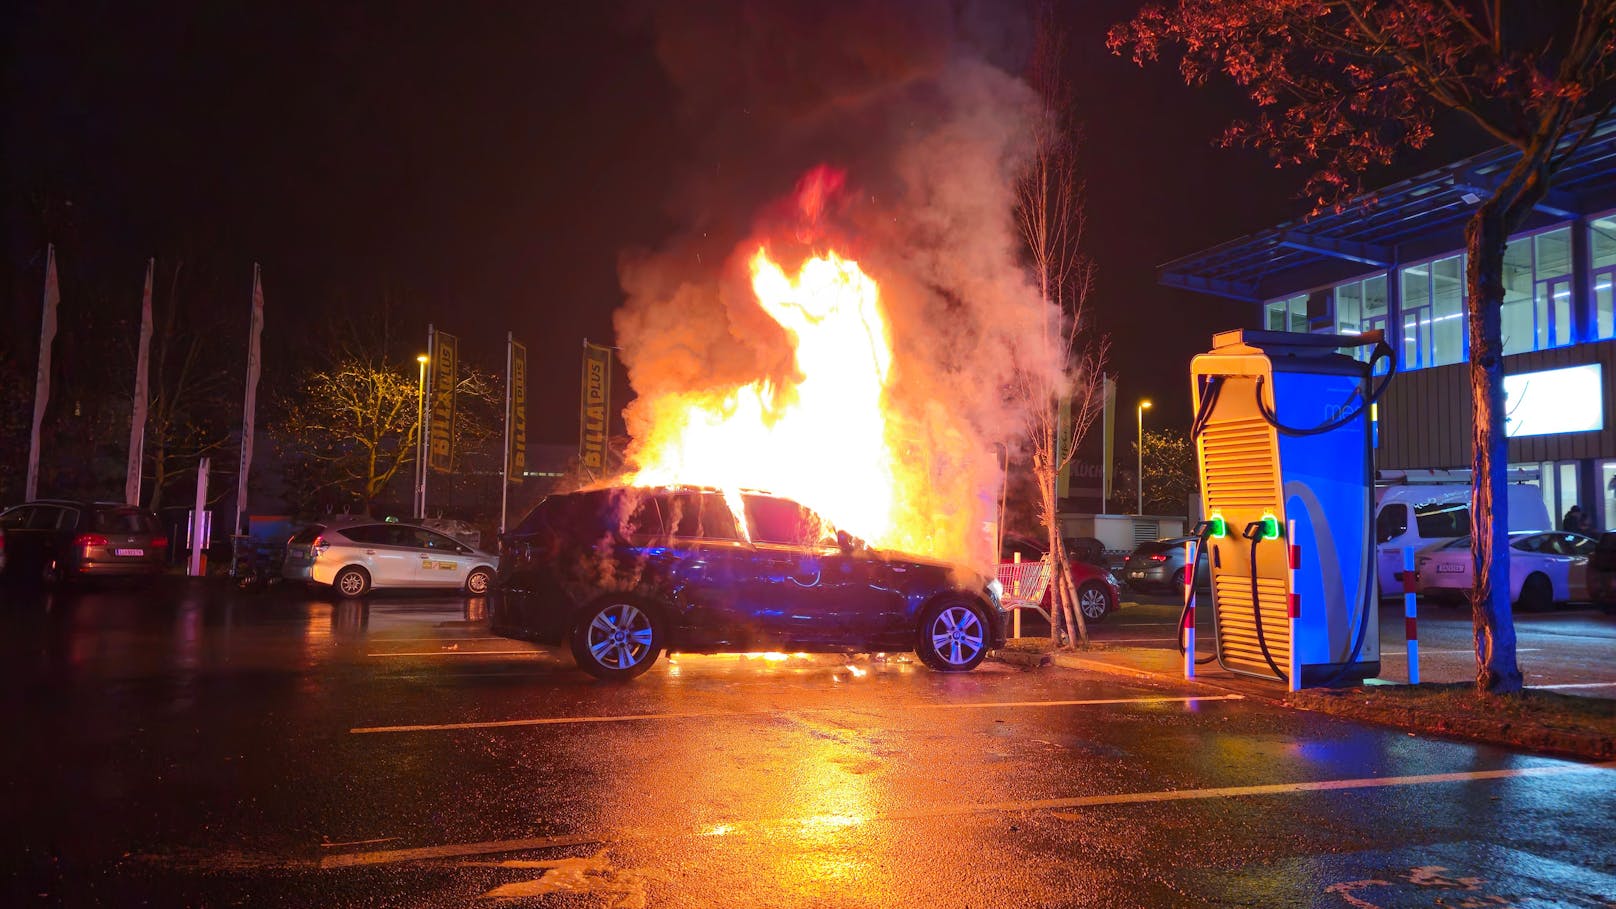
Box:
[490,486,1006,679]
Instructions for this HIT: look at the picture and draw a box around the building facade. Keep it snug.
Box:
[1162,117,1616,531]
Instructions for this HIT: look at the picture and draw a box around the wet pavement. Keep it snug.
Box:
[4,578,1614,907]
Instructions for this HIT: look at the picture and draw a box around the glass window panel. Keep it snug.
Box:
[1502,239,1534,354]
[1534,227,1572,280]
[1363,275,1387,317]
[1335,282,1362,333]
[1593,216,1616,270]
[1265,301,1286,331]
[1596,267,1615,341]
[1430,255,1464,365]
[1601,459,1616,531]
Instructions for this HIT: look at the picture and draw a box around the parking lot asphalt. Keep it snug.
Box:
[3,578,1614,907]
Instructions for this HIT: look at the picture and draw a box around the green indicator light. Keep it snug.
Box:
[1208,515,1227,538]
[1260,513,1281,540]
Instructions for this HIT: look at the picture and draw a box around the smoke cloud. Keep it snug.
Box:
[612,0,1066,570]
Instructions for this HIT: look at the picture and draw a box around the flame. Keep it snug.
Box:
[626,246,908,548]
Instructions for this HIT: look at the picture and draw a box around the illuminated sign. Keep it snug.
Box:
[1503,364,1604,437]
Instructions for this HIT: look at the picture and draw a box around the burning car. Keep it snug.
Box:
[490,485,1006,679]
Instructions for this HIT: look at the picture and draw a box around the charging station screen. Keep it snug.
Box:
[1504,364,1603,437]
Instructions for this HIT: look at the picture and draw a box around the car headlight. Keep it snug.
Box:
[986,578,1004,608]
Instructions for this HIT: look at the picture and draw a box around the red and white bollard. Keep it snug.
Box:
[1183,538,1197,679]
[1287,519,1301,692]
[1402,546,1420,685]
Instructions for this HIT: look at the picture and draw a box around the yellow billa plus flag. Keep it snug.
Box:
[509,339,527,479]
[429,330,459,473]
[579,341,611,472]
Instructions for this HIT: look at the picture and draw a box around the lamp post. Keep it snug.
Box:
[415,354,429,519]
[1137,399,1152,515]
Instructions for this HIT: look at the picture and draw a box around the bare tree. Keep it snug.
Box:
[145,261,236,511]
[1013,8,1110,649]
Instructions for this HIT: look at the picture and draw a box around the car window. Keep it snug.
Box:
[616,492,664,537]
[1003,537,1045,561]
[91,508,156,534]
[415,529,466,552]
[1571,534,1596,556]
[289,525,325,544]
[663,493,739,540]
[340,525,391,545]
[744,495,830,546]
[0,506,32,529]
[28,506,65,530]
[1375,504,1408,543]
[1510,534,1543,552]
[1413,502,1467,538]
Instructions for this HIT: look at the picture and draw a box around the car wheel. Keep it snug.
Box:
[571,598,663,681]
[333,566,370,599]
[464,567,493,596]
[1077,582,1114,623]
[1516,573,1552,612]
[916,599,990,672]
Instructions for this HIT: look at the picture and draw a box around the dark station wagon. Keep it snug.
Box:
[490,486,1007,679]
[0,500,168,584]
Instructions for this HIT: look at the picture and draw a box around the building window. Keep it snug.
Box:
[1593,214,1616,342]
[1501,225,1574,353]
[1264,294,1307,332]
[1400,255,1465,369]
[1601,458,1616,532]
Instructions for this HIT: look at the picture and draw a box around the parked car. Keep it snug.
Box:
[1000,534,1121,623]
[1376,484,1551,596]
[282,518,498,598]
[1588,532,1616,614]
[1414,530,1594,610]
[1122,536,1211,594]
[491,486,1006,679]
[0,500,168,584]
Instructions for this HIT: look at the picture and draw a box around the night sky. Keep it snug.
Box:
[4,0,1497,448]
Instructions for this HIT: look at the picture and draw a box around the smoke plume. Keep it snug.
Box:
[612,0,1066,570]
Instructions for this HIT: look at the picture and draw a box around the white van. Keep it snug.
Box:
[1374,484,1552,596]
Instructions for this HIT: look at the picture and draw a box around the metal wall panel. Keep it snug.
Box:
[1378,339,1616,468]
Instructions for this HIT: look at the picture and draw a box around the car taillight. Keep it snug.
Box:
[150,536,169,548]
[75,534,109,548]
[312,536,329,556]
[1148,552,1168,562]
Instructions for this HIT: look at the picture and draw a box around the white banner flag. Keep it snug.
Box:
[235,264,264,536]
[126,259,154,506]
[25,244,59,502]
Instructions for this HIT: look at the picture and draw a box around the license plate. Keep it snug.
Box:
[1437,563,1465,574]
[115,548,144,557]
[1129,571,1145,579]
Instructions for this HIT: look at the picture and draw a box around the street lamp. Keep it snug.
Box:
[1137,399,1152,516]
[416,354,429,519]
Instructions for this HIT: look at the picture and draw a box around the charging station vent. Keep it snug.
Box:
[1212,573,1292,678]
[1199,416,1278,510]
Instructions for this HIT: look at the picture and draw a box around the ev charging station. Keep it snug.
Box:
[1189,329,1391,688]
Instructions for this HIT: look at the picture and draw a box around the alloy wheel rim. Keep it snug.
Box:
[930,606,985,665]
[587,603,654,670]
[468,571,488,594]
[340,573,364,595]
[1080,589,1107,618]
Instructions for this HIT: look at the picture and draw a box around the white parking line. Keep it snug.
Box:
[1533,681,1616,690]
[318,760,1615,868]
[367,650,545,657]
[1381,647,1543,657]
[348,694,1245,735]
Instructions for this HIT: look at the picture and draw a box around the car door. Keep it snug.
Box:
[661,492,756,649]
[1,506,38,577]
[343,525,416,588]
[742,494,901,646]
[407,528,470,587]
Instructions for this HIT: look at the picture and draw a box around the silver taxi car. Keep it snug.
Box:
[282,519,497,598]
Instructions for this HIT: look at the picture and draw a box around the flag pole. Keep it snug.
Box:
[126,259,154,506]
[420,324,435,519]
[26,244,59,501]
[501,331,513,536]
[235,264,265,536]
